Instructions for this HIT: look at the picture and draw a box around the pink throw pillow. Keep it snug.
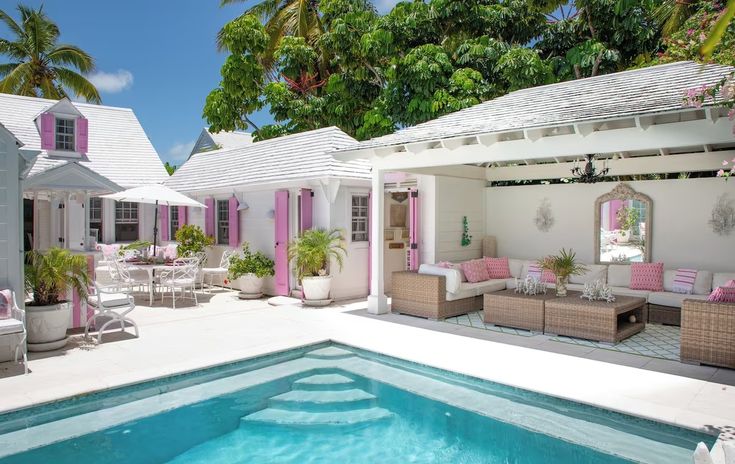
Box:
[462,259,490,283]
[526,263,542,281]
[485,257,511,279]
[0,290,12,319]
[541,269,556,283]
[708,286,735,303]
[725,279,735,287]
[629,262,664,291]
[436,261,452,269]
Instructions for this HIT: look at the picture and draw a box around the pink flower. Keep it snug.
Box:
[718,169,726,177]
[724,160,730,166]
[700,33,707,41]
[687,29,695,36]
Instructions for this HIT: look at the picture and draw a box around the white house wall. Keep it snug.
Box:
[0,135,19,293]
[329,185,370,300]
[434,176,486,263]
[485,177,735,271]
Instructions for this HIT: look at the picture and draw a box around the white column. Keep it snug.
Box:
[368,169,389,314]
[83,192,90,250]
[49,192,58,249]
[32,191,39,249]
[63,192,71,249]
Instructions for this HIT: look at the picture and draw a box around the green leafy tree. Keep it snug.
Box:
[0,4,100,103]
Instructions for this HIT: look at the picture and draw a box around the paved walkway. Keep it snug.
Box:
[0,292,733,442]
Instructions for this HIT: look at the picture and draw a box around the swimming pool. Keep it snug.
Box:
[0,343,715,463]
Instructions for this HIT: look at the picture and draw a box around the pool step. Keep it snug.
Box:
[269,388,376,412]
[304,347,356,360]
[292,374,356,391]
[241,406,393,427]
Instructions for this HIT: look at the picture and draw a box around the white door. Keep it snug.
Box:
[67,197,85,250]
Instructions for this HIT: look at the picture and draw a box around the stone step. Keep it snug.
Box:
[304,346,356,360]
[241,407,394,427]
[269,388,376,411]
[292,374,356,391]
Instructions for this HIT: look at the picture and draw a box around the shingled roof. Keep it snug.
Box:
[166,126,370,193]
[341,61,734,152]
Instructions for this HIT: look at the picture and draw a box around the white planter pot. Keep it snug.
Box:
[237,274,264,295]
[302,275,332,301]
[617,229,631,244]
[26,302,71,351]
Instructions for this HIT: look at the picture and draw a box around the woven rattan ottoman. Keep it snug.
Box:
[544,294,647,343]
[483,290,552,333]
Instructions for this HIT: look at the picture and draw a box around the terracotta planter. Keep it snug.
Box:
[302,275,332,301]
[25,302,70,351]
[237,274,264,295]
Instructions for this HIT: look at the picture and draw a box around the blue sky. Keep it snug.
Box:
[0,0,401,165]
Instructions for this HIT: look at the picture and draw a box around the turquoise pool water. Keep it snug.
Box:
[0,343,715,463]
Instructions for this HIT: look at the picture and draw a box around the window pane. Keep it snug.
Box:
[55,118,75,151]
[217,200,229,245]
[351,194,369,242]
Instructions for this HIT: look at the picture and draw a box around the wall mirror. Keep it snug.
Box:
[595,183,652,264]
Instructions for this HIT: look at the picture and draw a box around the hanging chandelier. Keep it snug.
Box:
[571,154,610,184]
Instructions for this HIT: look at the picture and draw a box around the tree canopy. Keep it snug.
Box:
[204,0,735,142]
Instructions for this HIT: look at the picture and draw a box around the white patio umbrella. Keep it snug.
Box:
[101,184,206,254]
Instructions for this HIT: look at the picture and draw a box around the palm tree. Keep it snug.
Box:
[218,0,324,77]
[0,4,100,103]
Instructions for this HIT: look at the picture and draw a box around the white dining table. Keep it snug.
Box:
[127,263,173,305]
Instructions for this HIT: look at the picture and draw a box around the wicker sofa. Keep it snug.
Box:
[680,299,735,369]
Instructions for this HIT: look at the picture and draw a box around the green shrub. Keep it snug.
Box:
[228,242,275,279]
[175,224,214,257]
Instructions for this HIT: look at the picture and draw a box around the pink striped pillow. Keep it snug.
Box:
[725,280,735,288]
[672,268,698,294]
[630,262,664,291]
[707,286,735,303]
[461,259,490,283]
[526,263,542,281]
[541,269,556,283]
[0,290,12,320]
[485,257,511,279]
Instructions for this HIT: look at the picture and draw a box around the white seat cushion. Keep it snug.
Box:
[508,259,525,278]
[504,278,517,289]
[662,270,713,295]
[607,265,631,287]
[88,293,131,308]
[609,286,650,300]
[446,279,506,301]
[570,264,608,285]
[161,278,196,286]
[0,318,24,336]
[202,267,227,273]
[419,264,462,293]
[648,292,708,309]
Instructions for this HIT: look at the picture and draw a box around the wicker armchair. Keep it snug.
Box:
[391,271,481,320]
[680,299,735,369]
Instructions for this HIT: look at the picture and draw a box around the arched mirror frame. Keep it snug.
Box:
[594,183,653,264]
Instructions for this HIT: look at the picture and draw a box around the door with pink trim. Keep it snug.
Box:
[274,190,290,296]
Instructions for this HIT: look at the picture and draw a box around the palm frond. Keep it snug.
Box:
[0,61,33,95]
[702,0,735,58]
[47,44,95,73]
[53,67,101,103]
[0,7,22,37]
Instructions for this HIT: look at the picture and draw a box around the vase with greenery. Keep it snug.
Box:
[615,205,640,241]
[228,242,275,296]
[24,248,91,350]
[538,248,587,297]
[287,228,347,301]
[175,225,215,257]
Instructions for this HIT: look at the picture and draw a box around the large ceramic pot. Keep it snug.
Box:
[25,302,71,351]
[302,275,332,301]
[237,274,264,295]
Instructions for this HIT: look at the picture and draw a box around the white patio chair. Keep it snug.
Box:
[86,283,139,344]
[112,259,149,293]
[201,250,236,292]
[192,251,208,289]
[158,258,200,309]
[0,290,27,374]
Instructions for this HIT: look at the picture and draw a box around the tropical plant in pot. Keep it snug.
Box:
[175,225,214,257]
[538,248,587,297]
[228,242,275,297]
[288,228,347,301]
[615,205,639,243]
[24,248,91,351]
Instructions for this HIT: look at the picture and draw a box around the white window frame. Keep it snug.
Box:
[55,117,75,151]
[89,197,103,241]
[350,193,369,243]
[115,201,139,242]
[216,200,229,245]
[170,206,179,239]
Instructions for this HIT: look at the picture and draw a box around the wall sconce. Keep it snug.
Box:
[237,200,249,211]
[266,209,275,219]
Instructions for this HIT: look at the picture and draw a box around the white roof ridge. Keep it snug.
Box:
[0,92,134,112]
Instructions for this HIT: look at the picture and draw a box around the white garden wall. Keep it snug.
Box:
[485,177,735,272]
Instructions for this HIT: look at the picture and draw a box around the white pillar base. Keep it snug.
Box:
[367,294,389,315]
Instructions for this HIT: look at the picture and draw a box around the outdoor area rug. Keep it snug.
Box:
[445,311,681,361]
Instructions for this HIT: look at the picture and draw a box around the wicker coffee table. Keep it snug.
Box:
[544,294,647,344]
[483,290,555,333]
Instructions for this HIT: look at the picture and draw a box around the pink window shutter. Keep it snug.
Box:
[205,198,215,238]
[40,112,55,150]
[160,205,169,241]
[368,192,372,292]
[274,191,290,296]
[228,196,239,248]
[178,206,188,226]
[300,188,313,233]
[76,117,89,153]
[409,189,419,271]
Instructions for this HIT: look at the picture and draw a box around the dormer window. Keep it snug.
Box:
[55,117,75,151]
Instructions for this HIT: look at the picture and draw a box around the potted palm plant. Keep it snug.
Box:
[288,228,347,302]
[228,242,275,298]
[615,205,639,243]
[24,248,91,351]
[538,248,587,297]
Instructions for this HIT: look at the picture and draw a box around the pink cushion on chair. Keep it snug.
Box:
[461,259,490,283]
[541,269,556,283]
[0,290,12,319]
[707,286,735,303]
[484,257,511,279]
[630,262,664,291]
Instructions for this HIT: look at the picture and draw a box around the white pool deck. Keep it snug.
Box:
[0,291,733,443]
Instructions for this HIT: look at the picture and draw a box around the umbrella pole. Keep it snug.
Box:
[153,200,159,257]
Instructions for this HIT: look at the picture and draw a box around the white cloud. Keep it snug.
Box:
[167,140,195,162]
[88,69,134,93]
